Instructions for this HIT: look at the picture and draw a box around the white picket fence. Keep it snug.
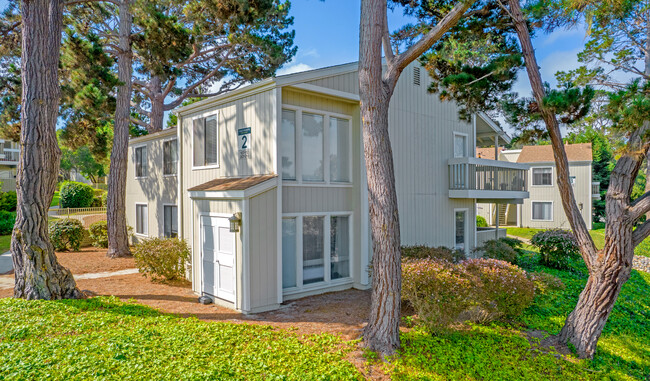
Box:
[49,207,107,217]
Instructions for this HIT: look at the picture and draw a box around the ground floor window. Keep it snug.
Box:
[532,201,553,221]
[136,204,148,235]
[282,213,352,291]
[163,205,178,238]
[454,209,467,252]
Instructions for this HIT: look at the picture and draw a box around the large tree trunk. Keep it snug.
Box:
[12,0,81,299]
[148,75,164,133]
[359,0,402,356]
[107,0,133,258]
[508,0,644,359]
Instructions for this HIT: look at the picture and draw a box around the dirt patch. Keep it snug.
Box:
[55,248,135,275]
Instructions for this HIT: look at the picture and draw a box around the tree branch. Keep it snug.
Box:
[130,116,148,128]
[386,1,474,83]
[629,190,650,221]
[382,11,394,64]
[633,218,650,247]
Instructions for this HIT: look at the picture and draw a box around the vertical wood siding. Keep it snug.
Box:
[248,188,278,310]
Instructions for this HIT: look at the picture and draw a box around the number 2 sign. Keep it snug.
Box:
[238,127,251,158]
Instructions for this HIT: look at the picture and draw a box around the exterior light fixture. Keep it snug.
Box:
[579,203,584,212]
[229,212,242,233]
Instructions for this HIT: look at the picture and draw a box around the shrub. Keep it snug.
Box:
[133,237,191,282]
[101,192,108,207]
[528,271,565,295]
[0,211,16,235]
[402,245,466,263]
[0,191,17,212]
[49,218,85,251]
[59,181,95,208]
[531,229,580,269]
[89,220,108,248]
[402,259,477,332]
[90,191,105,207]
[474,237,524,264]
[463,258,535,320]
[476,215,488,228]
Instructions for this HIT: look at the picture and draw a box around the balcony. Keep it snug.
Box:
[592,182,600,199]
[0,141,19,164]
[448,157,529,202]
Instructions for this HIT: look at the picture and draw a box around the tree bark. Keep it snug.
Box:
[148,75,164,133]
[12,0,82,299]
[358,0,472,356]
[508,0,646,358]
[106,0,133,258]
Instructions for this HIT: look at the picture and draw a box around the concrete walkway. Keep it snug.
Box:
[0,251,12,275]
[0,268,138,290]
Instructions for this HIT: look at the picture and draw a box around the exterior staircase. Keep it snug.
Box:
[494,204,509,226]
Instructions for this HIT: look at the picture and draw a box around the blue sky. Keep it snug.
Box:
[1,0,588,120]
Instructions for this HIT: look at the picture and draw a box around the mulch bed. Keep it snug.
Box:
[56,247,136,275]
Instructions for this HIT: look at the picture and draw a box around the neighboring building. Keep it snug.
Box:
[126,62,530,314]
[0,139,19,192]
[477,143,597,230]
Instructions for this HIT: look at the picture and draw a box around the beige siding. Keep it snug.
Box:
[305,71,360,95]
[282,88,357,115]
[190,199,243,307]
[282,186,354,213]
[521,162,593,229]
[389,62,477,251]
[126,132,178,243]
[248,188,279,311]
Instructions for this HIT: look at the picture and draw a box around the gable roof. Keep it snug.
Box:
[187,175,277,192]
[516,143,592,163]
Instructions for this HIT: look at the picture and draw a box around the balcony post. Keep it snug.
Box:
[494,134,499,160]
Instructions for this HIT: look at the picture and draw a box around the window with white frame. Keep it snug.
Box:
[532,202,553,221]
[163,205,177,238]
[193,114,218,167]
[282,213,352,290]
[281,108,352,183]
[135,204,148,235]
[135,146,147,178]
[453,133,467,158]
[281,110,296,180]
[163,139,178,175]
[532,167,552,186]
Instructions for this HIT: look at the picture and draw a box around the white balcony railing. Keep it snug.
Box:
[449,157,529,193]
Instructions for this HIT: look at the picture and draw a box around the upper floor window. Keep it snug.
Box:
[163,139,178,176]
[281,108,352,184]
[193,114,218,168]
[135,146,147,178]
[453,133,467,158]
[532,167,552,186]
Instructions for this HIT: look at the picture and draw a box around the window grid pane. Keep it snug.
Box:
[281,110,296,180]
[164,205,178,238]
[163,140,178,175]
[330,117,350,182]
[532,168,552,185]
[302,216,324,284]
[282,218,297,288]
[135,147,147,177]
[302,113,324,182]
[532,202,552,220]
[136,205,148,235]
[330,216,350,280]
[205,116,218,165]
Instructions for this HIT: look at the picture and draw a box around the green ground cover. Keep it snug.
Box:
[0,234,10,252]
[50,191,60,207]
[0,297,361,380]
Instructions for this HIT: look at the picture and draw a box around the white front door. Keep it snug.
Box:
[201,216,236,303]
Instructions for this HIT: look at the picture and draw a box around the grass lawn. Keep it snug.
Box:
[50,191,59,207]
[388,254,650,380]
[0,235,10,252]
[0,297,361,380]
[507,224,649,257]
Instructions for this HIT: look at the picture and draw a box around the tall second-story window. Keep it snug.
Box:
[163,139,178,175]
[193,114,218,168]
[281,110,296,180]
[330,117,350,182]
[135,146,147,178]
[302,112,324,182]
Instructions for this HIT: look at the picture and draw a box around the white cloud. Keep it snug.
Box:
[301,48,320,59]
[277,62,315,76]
[541,27,586,47]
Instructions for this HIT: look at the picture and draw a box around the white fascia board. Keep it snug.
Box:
[129,128,177,145]
[188,177,278,200]
[173,79,277,116]
[476,112,511,144]
[274,62,359,87]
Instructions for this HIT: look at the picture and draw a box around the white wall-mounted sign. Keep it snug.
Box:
[238,127,251,158]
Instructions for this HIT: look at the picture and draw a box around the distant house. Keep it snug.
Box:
[125,62,530,313]
[0,140,19,192]
[477,143,597,230]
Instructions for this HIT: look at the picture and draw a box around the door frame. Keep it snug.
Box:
[199,212,238,307]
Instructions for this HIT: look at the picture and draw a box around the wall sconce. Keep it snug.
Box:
[579,203,584,212]
[229,212,242,233]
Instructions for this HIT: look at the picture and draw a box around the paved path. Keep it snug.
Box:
[0,251,12,275]
[0,268,138,290]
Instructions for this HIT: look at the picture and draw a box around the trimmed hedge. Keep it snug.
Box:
[89,220,108,248]
[402,245,466,263]
[0,191,17,212]
[133,238,191,282]
[49,219,85,251]
[59,181,95,208]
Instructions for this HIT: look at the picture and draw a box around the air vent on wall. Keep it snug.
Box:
[413,66,421,86]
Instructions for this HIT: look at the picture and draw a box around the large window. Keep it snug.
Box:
[532,167,552,186]
[302,113,324,182]
[330,216,350,279]
[455,210,467,252]
[163,205,178,238]
[282,214,352,290]
[281,108,352,183]
[532,202,553,221]
[453,133,467,158]
[193,114,218,167]
[135,146,147,178]
[330,117,350,182]
[163,139,178,175]
[135,204,148,235]
[281,110,296,180]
